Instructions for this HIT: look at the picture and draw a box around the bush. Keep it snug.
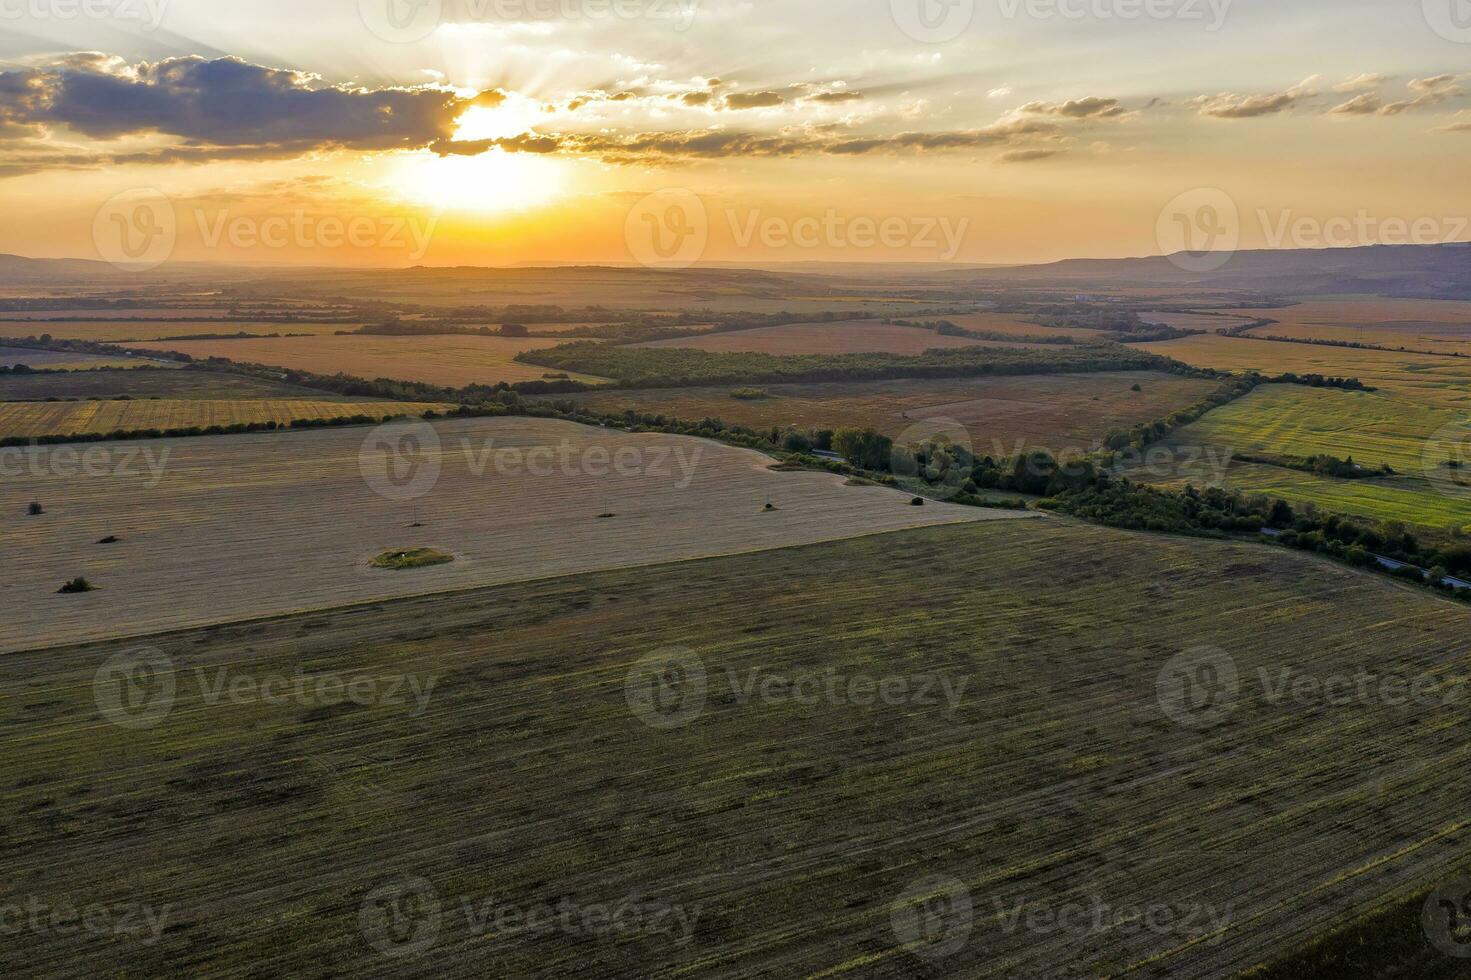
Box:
[58,577,96,594]
[27,501,43,516]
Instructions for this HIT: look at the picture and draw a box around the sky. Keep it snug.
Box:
[0,0,1469,268]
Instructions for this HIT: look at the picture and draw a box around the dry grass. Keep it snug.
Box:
[0,399,448,438]
[131,335,609,387]
[570,370,1219,450]
[634,320,1032,355]
[0,417,1027,650]
[4,520,1471,975]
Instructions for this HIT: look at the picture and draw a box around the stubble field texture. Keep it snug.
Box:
[4,521,1470,976]
[0,416,1019,651]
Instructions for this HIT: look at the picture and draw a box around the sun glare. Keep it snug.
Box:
[392,149,567,215]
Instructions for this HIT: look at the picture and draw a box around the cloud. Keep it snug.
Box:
[428,118,1064,163]
[806,91,865,104]
[1018,97,1127,119]
[1334,73,1388,93]
[1436,112,1471,134]
[724,91,786,109]
[1329,93,1383,115]
[998,148,1063,163]
[0,55,487,153]
[1190,77,1318,119]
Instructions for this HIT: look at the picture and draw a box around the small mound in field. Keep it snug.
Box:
[371,548,454,571]
[98,535,120,544]
[910,497,926,506]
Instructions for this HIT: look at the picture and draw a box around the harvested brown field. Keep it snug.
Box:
[0,416,1026,650]
[5,520,1471,975]
[0,320,357,342]
[569,370,1219,450]
[0,399,447,438]
[131,334,608,387]
[1233,297,1471,354]
[634,320,1036,355]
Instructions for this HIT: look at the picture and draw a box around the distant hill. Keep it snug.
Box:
[964,242,1471,299]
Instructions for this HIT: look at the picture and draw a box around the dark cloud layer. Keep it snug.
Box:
[0,55,487,152]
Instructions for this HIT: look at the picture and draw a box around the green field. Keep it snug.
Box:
[1124,384,1471,531]
[1170,384,1464,474]
[6,520,1471,976]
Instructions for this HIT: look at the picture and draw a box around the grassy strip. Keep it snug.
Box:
[514,340,1203,389]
